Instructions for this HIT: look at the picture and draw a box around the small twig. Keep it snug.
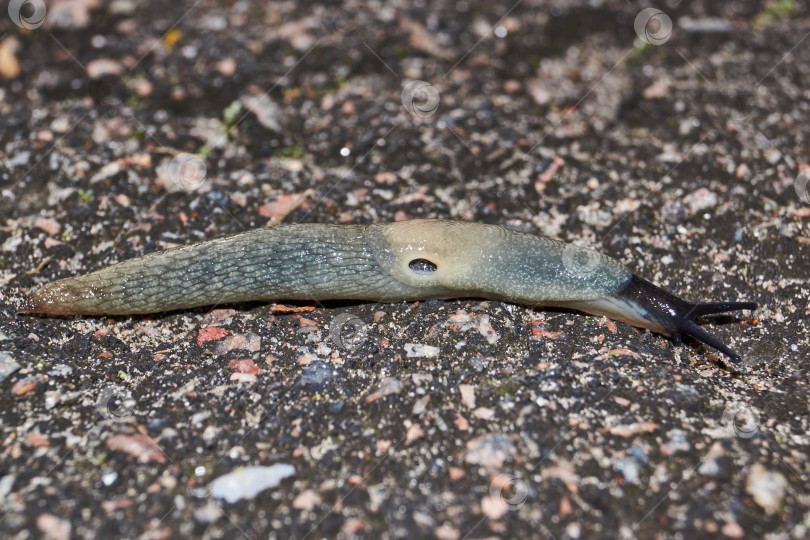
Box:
[26,255,54,275]
[0,255,54,285]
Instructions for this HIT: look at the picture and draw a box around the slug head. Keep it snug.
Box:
[616,275,757,363]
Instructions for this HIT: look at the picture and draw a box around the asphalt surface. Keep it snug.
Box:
[1,0,809,538]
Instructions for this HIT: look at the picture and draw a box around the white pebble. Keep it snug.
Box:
[210,464,295,503]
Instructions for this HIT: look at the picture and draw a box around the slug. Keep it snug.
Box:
[19,219,757,362]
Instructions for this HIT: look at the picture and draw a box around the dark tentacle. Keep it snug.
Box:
[672,320,744,363]
[687,302,758,319]
[615,275,757,363]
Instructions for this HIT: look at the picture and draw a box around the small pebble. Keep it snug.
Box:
[614,457,641,484]
[216,333,261,355]
[721,520,744,538]
[683,188,717,215]
[746,463,787,515]
[210,465,295,503]
[101,471,118,486]
[465,433,517,470]
[458,384,476,409]
[86,58,124,79]
[292,489,322,511]
[404,343,440,358]
[36,514,71,540]
[0,352,20,383]
[328,400,345,414]
[106,434,166,464]
[365,377,403,403]
[295,360,341,391]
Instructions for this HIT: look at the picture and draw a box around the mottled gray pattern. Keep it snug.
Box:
[29,225,424,314]
[25,221,632,315]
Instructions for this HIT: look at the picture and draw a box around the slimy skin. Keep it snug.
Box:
[19,219,757,362]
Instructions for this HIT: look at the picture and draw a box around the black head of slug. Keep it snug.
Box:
[615,275,757,363]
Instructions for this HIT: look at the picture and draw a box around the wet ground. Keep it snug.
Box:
[1,0,809,538]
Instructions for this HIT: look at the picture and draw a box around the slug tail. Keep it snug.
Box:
[612,275,757,363]
[17,295,41,314]
[18,277,102,315]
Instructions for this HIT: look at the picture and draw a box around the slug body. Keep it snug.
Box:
[20,220,756,362]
